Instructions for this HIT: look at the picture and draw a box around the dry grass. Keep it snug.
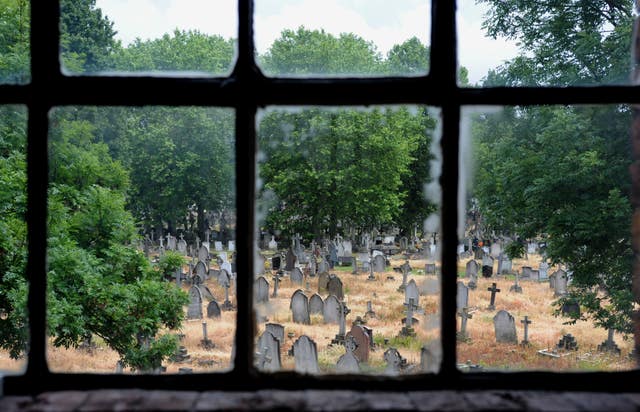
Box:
[0,252,635,374]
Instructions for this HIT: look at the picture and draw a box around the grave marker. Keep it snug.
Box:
[327,274,344,300]
[336,335,360,373]
[323,295,341,324]
[290,290,310,324]
[487,282,501,310]
[265,323,285,344]
[309,293,324,315]
[187,286,203,320]
[290,267,304,284]
[206,300,221,319]
[256,331,281,372]
[493,310,517,344]
[521,316,532,346]
[293,335,320,374]
[254,276,269,303]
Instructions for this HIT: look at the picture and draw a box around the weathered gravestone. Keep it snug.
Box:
[549,271,557,289]
[290,290,310,324]
[421,341,441,373]
[317,258,330,274]
[424,262,436,275]
[256,331,281,372]
[206,300,221,318]
[285,248,296,271]
[373,254,386,272]
[336,335,360,373]
[456,281,469,313]
[293,335,320,374]
[309,293,324,315]
[187,286,203,320]
[317,271,330,293]
[254,276,269,304]
[405,279,420,306]
[290,267,304,284]
[198,245,209,263]
[323,294,341,324]
[482,255,494,277]
[327,274,344,300]
[490,242,501,257]
[465,260,479,278]
[538,262,549,280]
[214,241,223,252]
[500,257,513,274]
[521,266,533,280]
[554,269,568,296]
[177,236,187,254]
[384,347,406,375]
[493,310,517,344]
[346,324,371,363]
[420,277,440,296]
[228,240,235,252]
[265,323,285,344]
[193,261,208,284]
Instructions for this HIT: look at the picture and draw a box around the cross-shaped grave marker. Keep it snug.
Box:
[201,321,215,349]
[520,316,531,346]
[367,253,376,281]
[399,298,418,337]
[271,274,280,298]
[397,260,411,292]
[365,300,376,318]
[487,282,501,310]
[457,307,473,341]
[509,271,522,293]
[331,301,351,345]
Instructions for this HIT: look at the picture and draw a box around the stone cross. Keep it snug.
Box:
[457,307,473,341]
[487,282,501,310]
[398,260,410,291]
[365,300,376,318]
[338,302,351,338]
[367,254,376,281]
[271,274,280,298]
[521,316,531,346]
[404,298,418,329]
[345,334,357,354]
[510,271,522,293]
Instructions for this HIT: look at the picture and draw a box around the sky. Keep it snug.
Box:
[94,0,520,84]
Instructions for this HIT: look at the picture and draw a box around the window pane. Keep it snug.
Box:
[459,105,636,371]
[61,0,237,76]
[255,0,430,77]
[255,106,441,375]
[458,1,632,87]
[0,105,28,374]
[0,0,30,84]
[47,106,236,374]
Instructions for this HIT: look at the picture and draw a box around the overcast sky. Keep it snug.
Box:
[94,0,519,84]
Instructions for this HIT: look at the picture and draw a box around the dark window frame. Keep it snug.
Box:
[1,0,639,395]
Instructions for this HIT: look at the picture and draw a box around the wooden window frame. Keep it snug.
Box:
[1,0,639,394]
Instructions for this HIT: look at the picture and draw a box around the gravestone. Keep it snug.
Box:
[490,242,501,257]
[336,336,360,373]
[482,255,494,277]
[384,348,406,375]
[561,300,580,317]
[493,310,517,344]
[527,242,538,254]
[549,271,557,289]
[290,267,304,284]
[290,290,310,324]
[521,316,532,346]
[501,257,513,274]
[465,260,479,278]
[327,274,344,300]
[424,262,436,275]
[554,269,568,296]
[323,295,341,324]
[457,307,473,341]
[487,282,501,310]
[198,245,209,263]
[468,270,478,290]
[346,324,371,363]
[187,286,203,320]
[317,271,330,293]
[538,262,549,280]
[214,241,223,251]
[317,258,330,274]
[256,331,281,372]
[373,254,386,272]
[285,248,296,271]
[228,240,235,252]
[309,293,324,315]
[293,335,320,374]
[206,300,221,318]
[421,341,441,373]
[521,266,533,280]
[193,261,208,284]
[271,274,280,298]
[405,279,420,306]
[265,323,285,344]
[177,237,187,254]
[509,271,522,293]
[456,281,469,313]
[420,277,440,295]
[254,276,269,304]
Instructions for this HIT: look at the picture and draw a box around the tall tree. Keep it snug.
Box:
[0,0,29,82]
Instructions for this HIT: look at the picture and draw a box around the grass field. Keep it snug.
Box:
[0,252,635,374]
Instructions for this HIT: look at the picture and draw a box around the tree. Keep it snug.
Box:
[0,0,29,82]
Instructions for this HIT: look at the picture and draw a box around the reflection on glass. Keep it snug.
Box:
[0,0,30,83]
[255,106,441,374]
[459,105,635,371]
[47,106,236,373]
[0,105,28,374]
[255,0,429,77]
[62,0,237,75]
[458,0,632,87]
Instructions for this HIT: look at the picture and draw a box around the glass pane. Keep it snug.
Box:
[255,106,442,375]
[459,105,636,371]
[458,0,632,87]
[0,105,28,374]
[255,0,429,77]
[47,106,236,374]
[62,0,237,75]
[0,0,30,83]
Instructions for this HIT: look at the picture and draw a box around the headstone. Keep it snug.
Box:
[561,300,580,317]
[456,281,469,313]
[500,257,512,274]
[323,295,341,324]
[521,266,533,279]
[336,335,360,373]
[256,331,281,372]
[228,240,235,252]
[538,262,549,280]
[177,237,187,254]
[187,286,203,320]
[424,262,436,275]
[554,269,568,296]
[509,271,523,293]
[193,261,208,284]
[206,300,221,318]
[521,316,532,346]
[293,335,320,374]
[383,348,405,375]
[265,323,285,344]
[290,267,304,284]
[557,333,578,351]
[405,279,420,306]
[309,293,324,315]
[373,254,386,272]
[597,329,621,354]
[285,248,296,271]
[487,282,501,310]
[482,255,494,277]
[465,260,479,278]
[365,300,376,318]
[290,290,310,324]
[490,242,501,257]
[254,276,269,304]
[527,242,538,254]
[198,245,209,263]
[214,241,223,251]
[493,310,517,344]
[318,257,330,274]
[327,274,344,300]
[346,324,371,363]
[271,274,280,298]
[317,271,330,292]
[457,307,473,341]
[549,271,557,289]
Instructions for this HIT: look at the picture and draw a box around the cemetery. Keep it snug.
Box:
[17,235,634,375]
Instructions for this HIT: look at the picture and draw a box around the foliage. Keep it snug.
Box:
[0,0,29,82]
[157,251,186,280]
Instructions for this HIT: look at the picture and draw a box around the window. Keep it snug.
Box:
[1,0,639,394]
